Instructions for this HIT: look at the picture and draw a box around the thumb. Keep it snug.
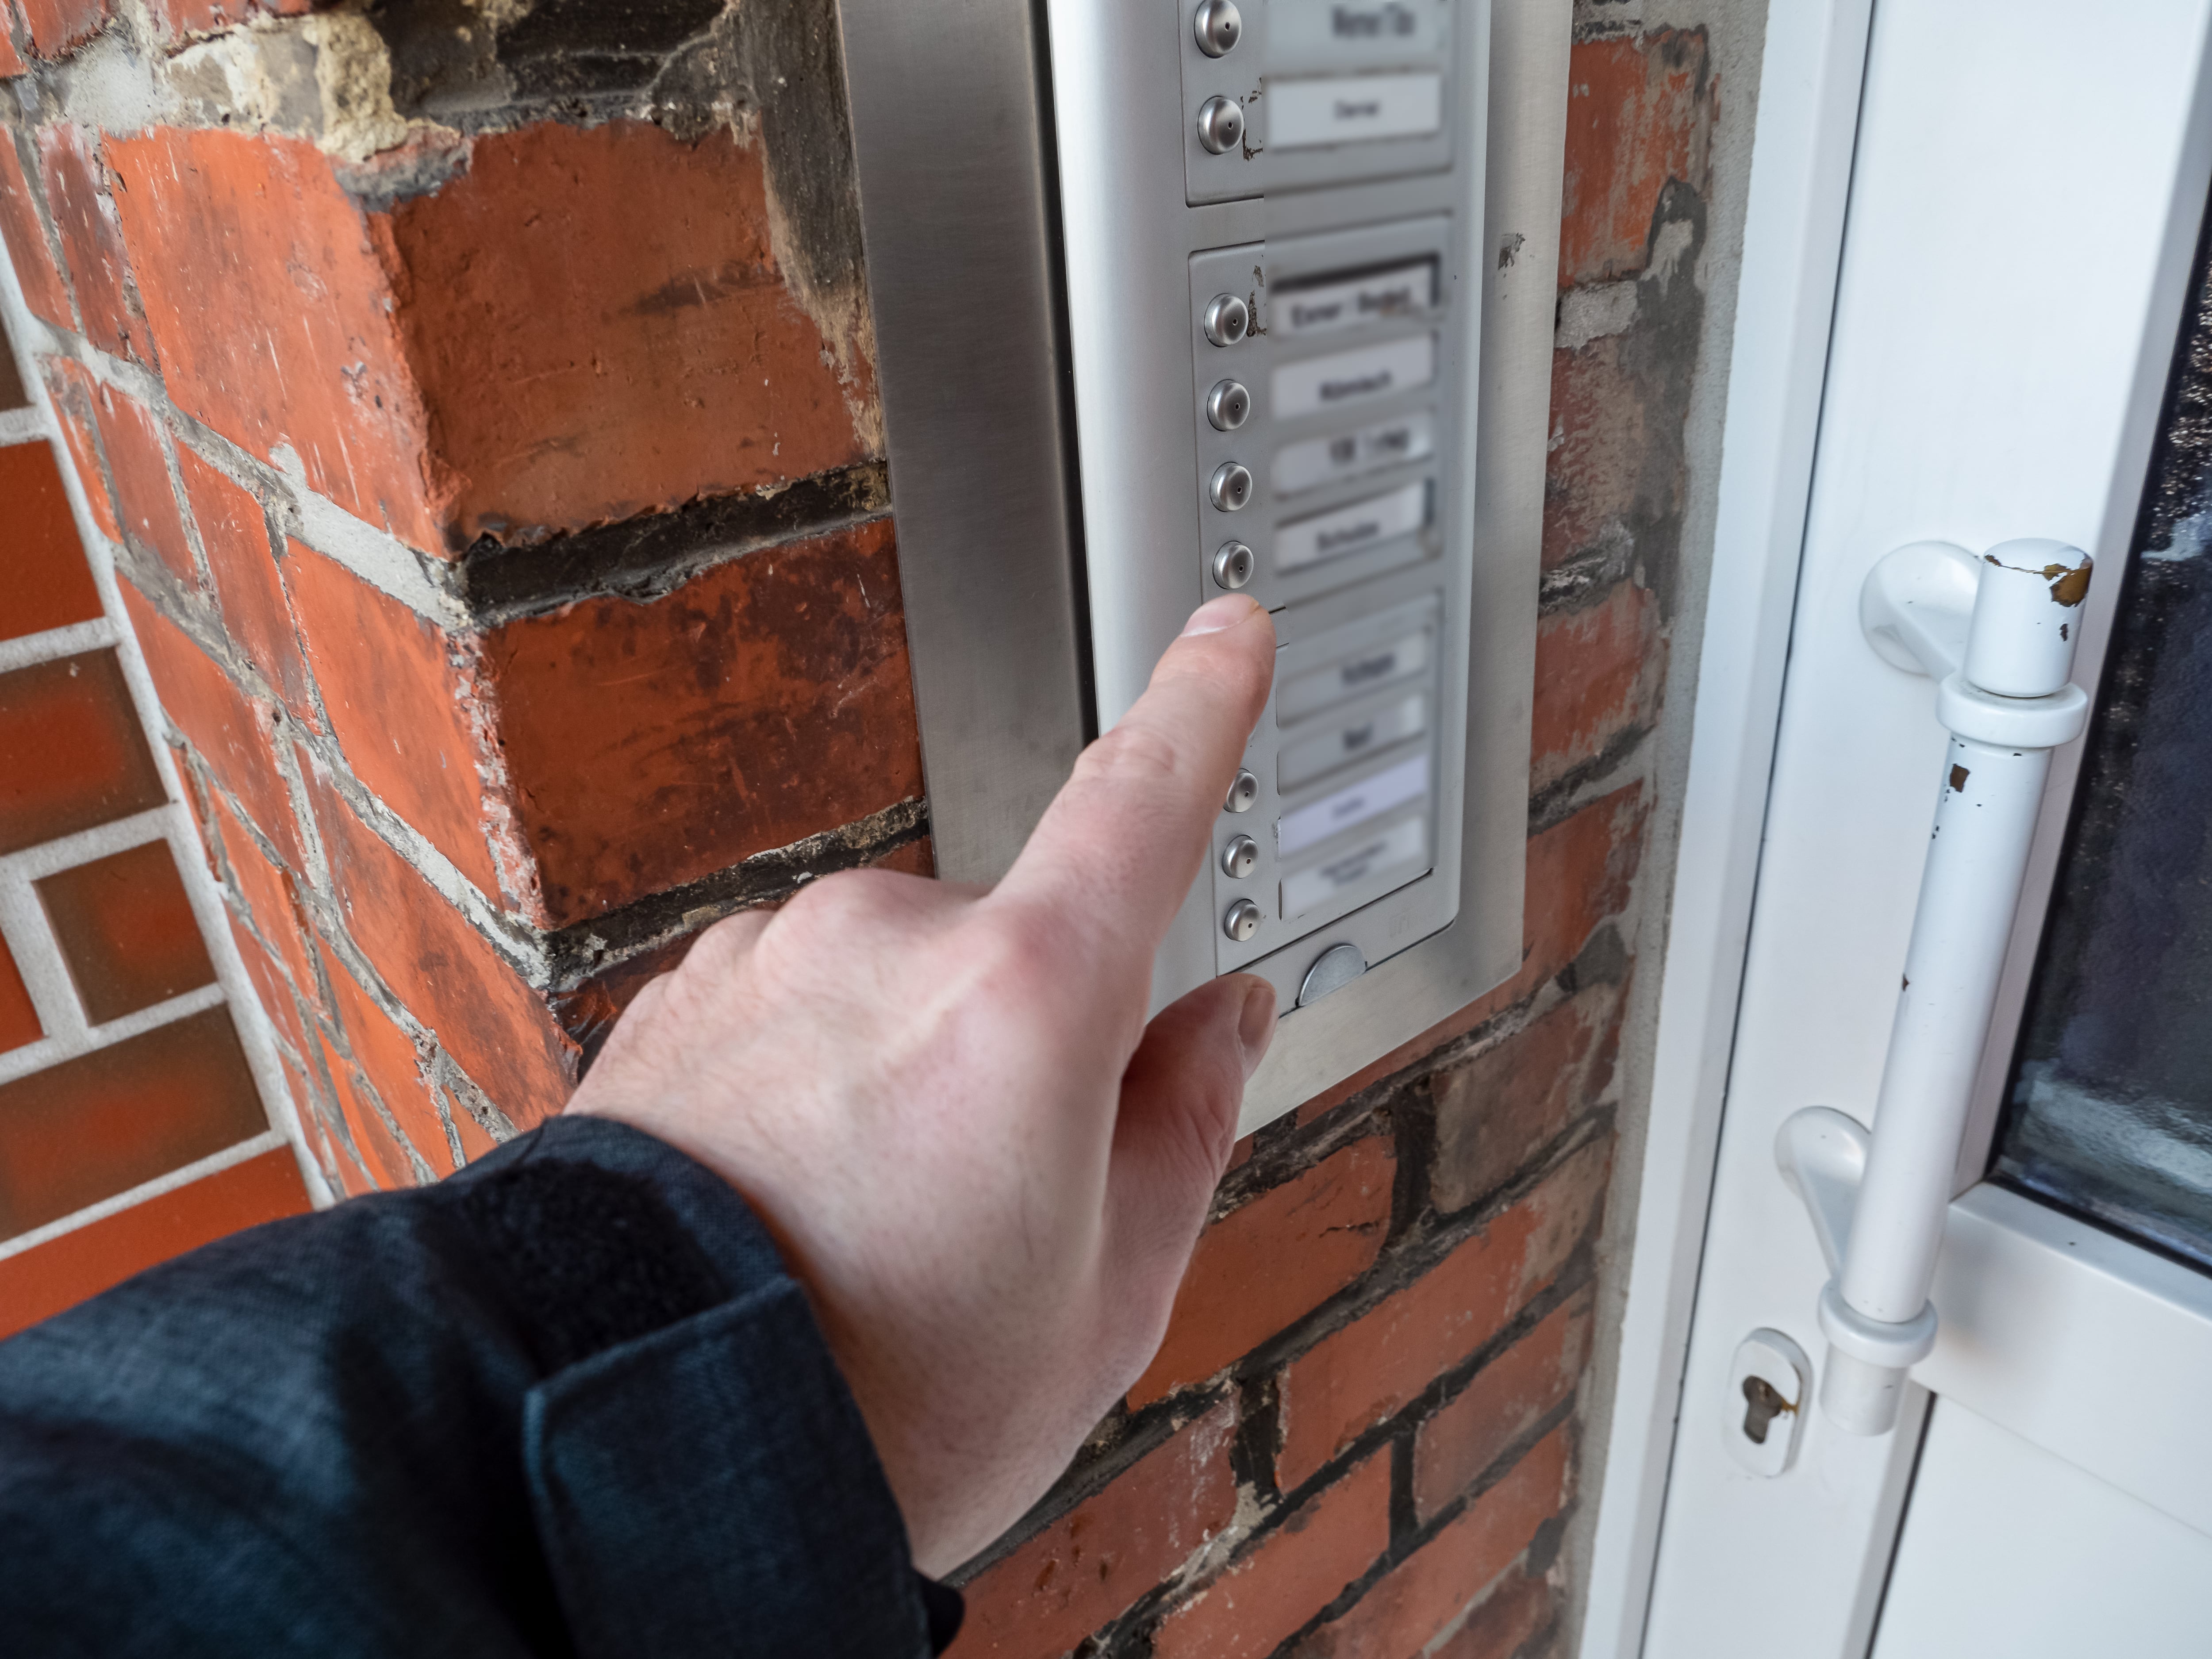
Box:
[1100,975,1278,1358]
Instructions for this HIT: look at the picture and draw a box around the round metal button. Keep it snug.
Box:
[1194,0,1243,56]
[1211,540,1254,590]
[1206,378,1252,431]
[1221,834,1259,879]
[1202,292,1250,347]
[1223,898,1262,942]
[1224,768,1259,812]
[1209,461,1253,512]
[1196,95,1245,155]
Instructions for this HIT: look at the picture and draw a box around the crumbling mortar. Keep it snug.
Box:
[1526,720,1656,837]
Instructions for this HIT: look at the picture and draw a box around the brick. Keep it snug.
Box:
[301,754,576,1128]
[383,119,874,548]
[0,310,23,407]
[35,838,215,1024]
[42,358,118,540]
[0,932,39,1054]
[0,1006,266,1238]
[147,0,314,42]
[0,130,70,330]
[18,0,106,57]
[216,793,318,1013]
[104,128,433,548]
[229,918,307,1062]
[1432,981,1623,1214]
[1294,1426,1571,1659]
[480,515,923,924]
[1531,580,1657,790]
[1153,1451,1390,1659]
[314,1019,420,1190]
[1429,1565,1553,1659]
[1543,332,1681,580]
[36,124,151,366]
[179,450,312,719]
[1559,32,1711,289]
[1415,1290,1593,1523]
[1131,1136,1395,1407]
[0,649,165,854]
[85,381,192,585]
[0,11,23,78]
[950,1402,1239,1659]
[119,580,303,868]
[1275,1140,1610,1491]
[322,949,452,1174]
[0,1145,310,1340]
[1298,787,1647,1125]
[0,439,103,643]
[282,539,505,899]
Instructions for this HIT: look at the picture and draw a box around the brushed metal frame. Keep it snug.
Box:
[841,0,1570,1131]
[837,0,1090,883]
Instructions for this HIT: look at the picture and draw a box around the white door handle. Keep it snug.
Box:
[1782,539,2093,1434]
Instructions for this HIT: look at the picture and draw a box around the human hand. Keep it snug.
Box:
[565,594,1279,1575]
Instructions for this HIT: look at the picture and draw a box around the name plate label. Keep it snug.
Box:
[1282,815,1427,918]
[1275,411,1436,495]
[1280,623,1432,721]
[1275,260,1436,339]
[1269,73,1444,150]
[1276,479,1429,573]
[1280,692,1427,789]
[1275,334,1436,420]
[1278,751,1429,856]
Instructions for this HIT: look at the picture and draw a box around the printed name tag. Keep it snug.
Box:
[1272,0,1442,61]
[1276,479,1429,573]
[1279,625,1432,722]
[1275,334,1436,420]
[1280,692,1427,789]
[1275,412,1436,496]
[1275,261,1437,339]
[1282,815,1427,918]
[1278,752,1429,856]
[1269,73,1444,150]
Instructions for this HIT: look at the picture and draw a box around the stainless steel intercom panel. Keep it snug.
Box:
[841,0,1569,1130]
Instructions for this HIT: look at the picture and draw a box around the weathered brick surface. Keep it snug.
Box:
[119,580,301,867]
[1131,1135,1395,1406]
[17,0,105,59]
[178,453,313,722]
[1417,1290,1594,1523]
[0,129,69,329]
[282,541,508,902]
[1297,1426,1571,1659]
[480,513,921,924]
[1275,1140,1609,1492]
[951,1402,1239,1659]
[41,356,118,538]
[0,12,25,79]
[86,381,192,584]
[383,119,875,548]
[105,127,433,547]
[36,123,149,366]
[1152,1451,1391,1659]
[322,951,445,1178]
[1432,980,1624,1214]
[1559,31,1712,289]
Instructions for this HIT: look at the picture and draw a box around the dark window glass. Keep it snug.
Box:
[1997,200,2212,1272]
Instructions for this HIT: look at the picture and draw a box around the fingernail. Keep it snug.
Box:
[1237,979,1278,1078]
[1182,595,1261,637]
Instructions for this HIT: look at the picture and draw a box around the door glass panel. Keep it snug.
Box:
[1997,199,2212,1271]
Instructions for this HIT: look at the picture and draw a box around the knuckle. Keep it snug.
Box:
[1076,721,1188,796]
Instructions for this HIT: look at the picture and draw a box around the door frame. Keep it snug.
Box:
[1579,4,2212,1654]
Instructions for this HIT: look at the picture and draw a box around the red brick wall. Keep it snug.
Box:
[0,4,1734,1651]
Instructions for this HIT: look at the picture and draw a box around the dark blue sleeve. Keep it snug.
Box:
[0,1115,962,1659]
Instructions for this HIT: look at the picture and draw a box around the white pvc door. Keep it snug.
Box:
[1632,3,2212,1655]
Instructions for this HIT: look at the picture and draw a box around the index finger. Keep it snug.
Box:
[991,595,1276,987]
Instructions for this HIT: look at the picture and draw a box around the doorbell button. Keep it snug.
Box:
[1202,293,1251,346]
[1223,898,1262,941]
[1221,834,1260,879]
[1225,768,1260,813]
[1197,96,1245,155]
[1210,461,1254,511]
[1206,378,1252,430]
[1211,540,1255,589]
[1194,0,1243,57]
